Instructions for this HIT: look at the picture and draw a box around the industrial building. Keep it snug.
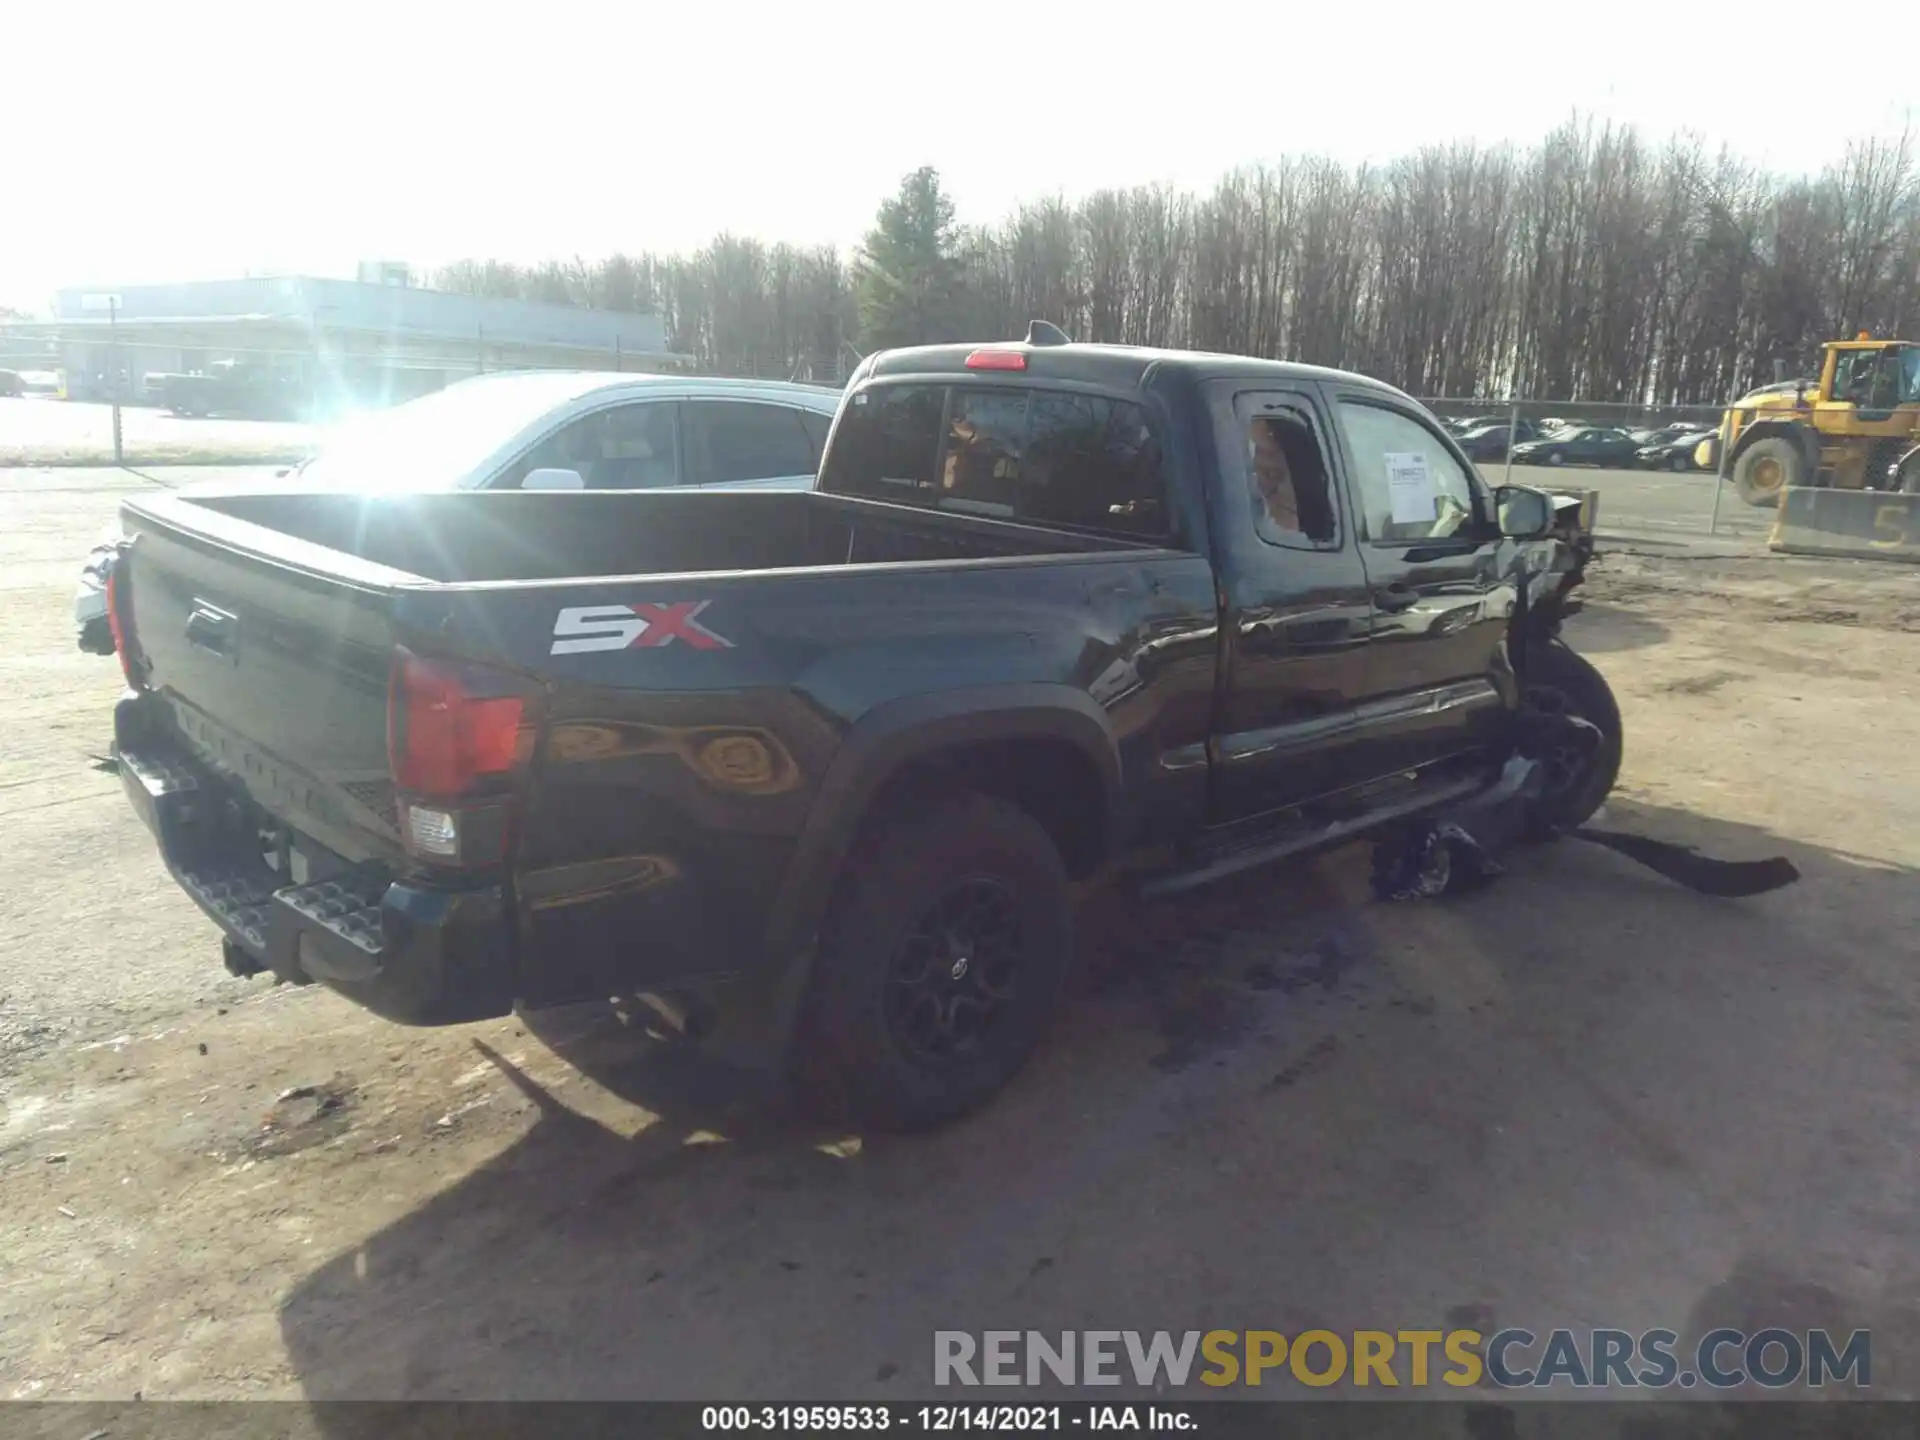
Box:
[13,264,688,412]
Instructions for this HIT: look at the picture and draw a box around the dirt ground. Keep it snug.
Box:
[2,469,1916,1404]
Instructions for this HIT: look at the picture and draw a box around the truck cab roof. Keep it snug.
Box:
[858,337,1410,405]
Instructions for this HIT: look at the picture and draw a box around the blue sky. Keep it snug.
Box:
[5,0,1913,310]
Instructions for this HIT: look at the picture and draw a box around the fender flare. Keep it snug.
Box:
[760,683,1122,965]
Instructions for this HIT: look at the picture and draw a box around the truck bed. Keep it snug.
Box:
[114,485,1200,888]
[173,487,1131,584]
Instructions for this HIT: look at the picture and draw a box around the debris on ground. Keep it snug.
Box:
[245,1077,357,1158]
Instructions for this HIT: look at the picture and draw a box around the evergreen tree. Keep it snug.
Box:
[855,167,964,349]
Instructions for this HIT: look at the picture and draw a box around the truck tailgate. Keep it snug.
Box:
[119,507,405,864]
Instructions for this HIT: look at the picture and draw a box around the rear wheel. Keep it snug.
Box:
[795,792,1071,1130]
[1524,641,1622,833]
[1732,437,1805,507]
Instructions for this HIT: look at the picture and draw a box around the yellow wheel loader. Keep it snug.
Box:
[1700,335,1920,506]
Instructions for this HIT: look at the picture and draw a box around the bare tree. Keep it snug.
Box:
[431,119,1920,403]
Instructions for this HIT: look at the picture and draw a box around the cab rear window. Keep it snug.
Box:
[819,382,1173,539]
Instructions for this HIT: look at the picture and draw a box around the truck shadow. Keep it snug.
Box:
[277,798,1918,1403]
[1561,600,1668,654]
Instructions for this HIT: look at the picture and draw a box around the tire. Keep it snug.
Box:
[1898,457,1920,495]
[1669,453,1690,472]
[795,791,1072,1130]
[1732,436,1805,507]
[1524,640,1622,834]
[1547,451,1565,466]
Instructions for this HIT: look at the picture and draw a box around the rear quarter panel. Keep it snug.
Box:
[412,549,1219,994]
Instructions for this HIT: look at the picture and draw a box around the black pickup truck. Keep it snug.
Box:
[107,331,1616,1126]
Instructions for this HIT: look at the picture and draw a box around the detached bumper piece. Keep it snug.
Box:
[1369,727,1799,902]
[115,718,515,1025]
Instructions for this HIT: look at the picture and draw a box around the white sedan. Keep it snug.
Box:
[76,371,842,651]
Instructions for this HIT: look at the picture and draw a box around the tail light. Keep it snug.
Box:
[387,647,538,866]
[104,556,141,690]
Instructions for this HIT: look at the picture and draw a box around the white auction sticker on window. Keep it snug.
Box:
[1385,452,1437,524]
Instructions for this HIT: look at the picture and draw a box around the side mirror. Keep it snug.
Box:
[1495,484,1554,539]
[521,467,585,491]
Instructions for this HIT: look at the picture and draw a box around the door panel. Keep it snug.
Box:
[1204,383,1377,824]
[1329,396,1515,778]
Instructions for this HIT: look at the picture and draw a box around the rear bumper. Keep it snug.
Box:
[115,698,514,1025]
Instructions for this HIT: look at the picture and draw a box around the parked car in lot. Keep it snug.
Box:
[151,360,309,418]
[103,328,1616,1127]
[74,371,843,652]
[1457,418,1548,461]
[1635,429,1717,471]
[0,369,25,398]
[1510,425,1642,468]
[1625,423,1702,449]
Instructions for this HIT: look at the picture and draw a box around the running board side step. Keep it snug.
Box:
[1138,773,1490,898]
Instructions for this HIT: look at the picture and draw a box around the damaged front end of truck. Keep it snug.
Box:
[1372,490,1799,904]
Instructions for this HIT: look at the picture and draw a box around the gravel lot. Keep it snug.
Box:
[1,466,1916,1404]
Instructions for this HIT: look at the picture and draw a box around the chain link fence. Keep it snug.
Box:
[3,330,1772,548]
[0,330,858,466]
[1417,395,1769,543]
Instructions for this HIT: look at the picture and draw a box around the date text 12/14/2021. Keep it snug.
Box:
[702,1406,1193,1431]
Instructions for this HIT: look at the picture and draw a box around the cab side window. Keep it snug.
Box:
[1244,406,1338,548]
[1335,401,1479,543]
[1836,353,1866,404]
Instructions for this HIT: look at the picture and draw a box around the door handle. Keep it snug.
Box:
[185,601,237,658]
[1373,584,1419,613]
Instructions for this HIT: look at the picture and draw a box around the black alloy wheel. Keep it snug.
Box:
[883,878,1025,1067]
[796,791,1072,1130]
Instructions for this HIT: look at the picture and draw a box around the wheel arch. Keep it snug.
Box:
[1728,418,1821,475]
[762,685,1122,963]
